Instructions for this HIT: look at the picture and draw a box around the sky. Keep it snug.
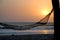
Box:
[0,0,54,22]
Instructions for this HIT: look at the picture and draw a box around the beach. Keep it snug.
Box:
[0,34,54,40]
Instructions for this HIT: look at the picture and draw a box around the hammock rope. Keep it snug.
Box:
[35,8,53,25]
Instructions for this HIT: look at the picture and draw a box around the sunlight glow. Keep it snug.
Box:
[41,9,49,16]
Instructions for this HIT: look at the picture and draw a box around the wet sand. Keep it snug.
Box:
[0,34,54,40]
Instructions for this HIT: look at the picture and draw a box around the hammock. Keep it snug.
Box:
[0,9,53,30]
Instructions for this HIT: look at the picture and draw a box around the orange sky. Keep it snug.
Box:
[0,0,54,22]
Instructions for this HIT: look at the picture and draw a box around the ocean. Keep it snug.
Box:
[0,22,54,35]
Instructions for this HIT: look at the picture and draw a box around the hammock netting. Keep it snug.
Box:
[0,9,53,30]
[35,8,53,25]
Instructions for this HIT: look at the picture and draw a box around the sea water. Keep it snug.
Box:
[0,22,54,35]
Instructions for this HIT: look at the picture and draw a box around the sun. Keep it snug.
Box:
[41,9,49,16]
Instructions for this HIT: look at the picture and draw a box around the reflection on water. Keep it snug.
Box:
[15,30,54,34]
[0,29,54,35]
[40,30,54,34]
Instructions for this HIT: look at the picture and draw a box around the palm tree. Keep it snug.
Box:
[52,0,59,12]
